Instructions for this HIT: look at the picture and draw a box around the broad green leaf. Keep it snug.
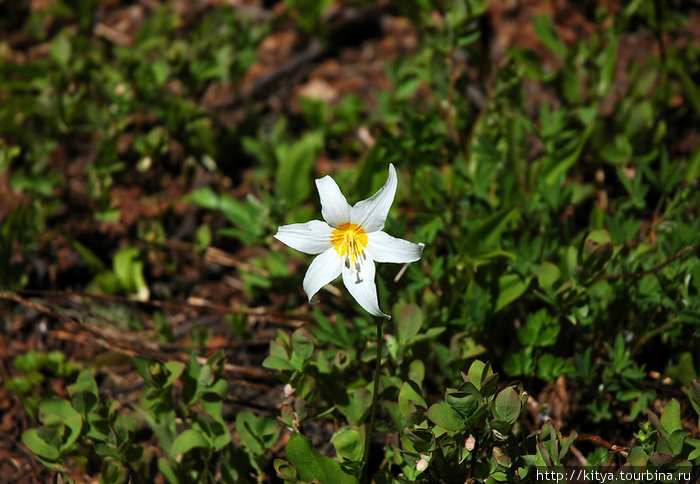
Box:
[164,361,186,388]
[537,262,560,291]
[331,427,363,462]
[687,438,700,461]
[291,329,315,362]
[398,380,427,416]
[262,355,297,371]
[395,303,423,345]
[495,274,531,312]
[68,370,98,413]
[445,390,480,419]
[427,402,464,431]
[660,399,682,435]
[100,460,124,484]
[466,360,487,389]
[67,370,98,398]
[237,411,281,456]
[39,398,83,452]
[202,390,225,424]
[94,443,121,459]
[169,429,211,457]
[50,30,72,66]
[285,433,358,484]
[669,429,689,456]
[626,446,648,467]
[336,387,372,425]
[494,387,521,423]
[22,429,60,461]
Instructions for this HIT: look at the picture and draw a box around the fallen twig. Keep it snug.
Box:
[0,290,276,384]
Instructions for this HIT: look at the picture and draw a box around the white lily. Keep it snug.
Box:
[274,164,424,319]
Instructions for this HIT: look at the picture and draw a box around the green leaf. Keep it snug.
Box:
[685,148,700,183]
[263,340,295,371]
[237,411,281,456]
[495,274,531,312]
[542,123,594,185]
[463,206,519,251]
[668,429,689,456]
[666,352,697,386]
[537,262,560,291]
[275,132,324,206]
[537,353,571,381]
[601,135,633,165]
[660,399,682,435]
[185,187,220,210]
[22,429,60,461]
[532,15,566,57]
[50,30,72,67]
[626,446,648,467]
[504,349,535,377]
[446,389,480,419]
[687,438,700,461]
[67,370,98,398]
[39,398,83,452]
[158,457,180,484]
[113,247,149,300]
[688,380,700,419]
[285,434,358,484]
[291,329,315,362]
[331,427,364,462]
[67,370,98,413]
[395,303,423,345]
[596,37,618,96]
[169,429,211,457]
[494,387,521,423]
[100,460,124,484]
[336,387,372,425]
[466,360,487,389]
[426,402,464,431]
[518,309,559,347]
[262,355,297,371]
[202,389,226,424]
[398,380,427,416]
[163,361,185,388]
[274,459,298,481]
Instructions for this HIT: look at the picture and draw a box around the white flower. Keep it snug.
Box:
[274,164,424,319]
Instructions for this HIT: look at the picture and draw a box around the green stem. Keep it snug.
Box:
[363,316,382,481]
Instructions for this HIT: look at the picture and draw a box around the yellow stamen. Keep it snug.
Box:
[331,222,368,264]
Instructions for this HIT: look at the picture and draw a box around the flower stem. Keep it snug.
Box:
[363,316,382,480]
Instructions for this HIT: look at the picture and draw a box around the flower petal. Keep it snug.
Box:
[274,220,333,254]
[341,257,390,319]
[366,231,425,263]
[351,163,397,233]
[303,248,342,301]
[316,175,351,227]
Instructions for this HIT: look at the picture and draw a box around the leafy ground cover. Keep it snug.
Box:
[1,0,700,482]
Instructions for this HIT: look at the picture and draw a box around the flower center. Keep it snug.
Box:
[330,222,368,265]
